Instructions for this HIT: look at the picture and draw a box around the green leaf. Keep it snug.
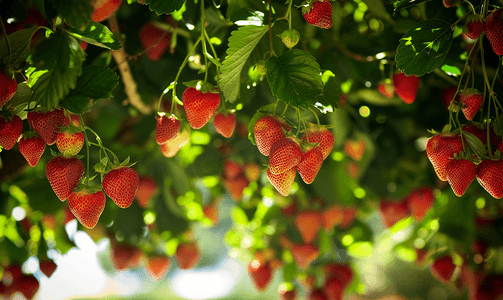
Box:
[219,25,268,103]
[8,82,32,108]
[51,0,93,29]
[67,23,122,50]
[61,66,119,114]
[315,76,340,113]
[395,19,454,77]
[463,131,487,159]
[266,49,324,108]
[229,8,264,25]
[29,30,71,72]
[347,241,373,258]
[0,27,42,69]
[144,0,186,15]
[393,0,433,11]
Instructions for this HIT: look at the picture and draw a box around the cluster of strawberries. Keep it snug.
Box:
[426,125,503,198]
[0,265,40,300]
[441,86,484,121]
[377,72,420,104]
[222,159,261,201]
[253,115,334,196]
[462,8,503,56]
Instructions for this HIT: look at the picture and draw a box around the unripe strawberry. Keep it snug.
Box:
[255,60,267,75]
[0,70,17,107]
[56,129,85,156]
[485,8,503,56]
[279,29,300,48]
[377,80,394,98]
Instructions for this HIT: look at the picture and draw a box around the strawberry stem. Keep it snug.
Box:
[268,0,275,55]
[286,0,294,30]
[0,16,12,66]
[81,116,91,185]
[308,107,320,126]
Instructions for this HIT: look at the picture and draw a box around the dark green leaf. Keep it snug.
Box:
[30,30,70,72]
[8,82,32,108]
[32,0,47,17]
[0,27,42,69]
[61,66,119,114]
[266,49,324,108]
[67,22,122,50]
[463,131,487,159]
[144,0,186,15]
[282,261,297,282]
[219,25,269,103]
[51,0,93,29]
[395,19,454,76]
[393,0,433,12]
[315,76,340,113]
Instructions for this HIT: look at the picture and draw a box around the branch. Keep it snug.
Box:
[108,15,152,115]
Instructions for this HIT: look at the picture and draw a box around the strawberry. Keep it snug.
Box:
[377,80,394,98]
[68,189,106,229]
[0,115,23,150]
[322,205,342,231]
[91,0,122,22]
[301,124,334,160]
[224,175,249,201]
[345,161,360,179]
[344,139,365,161]
[302,0,333,29]
[426,133,463,181]
[64,114,82,127]
[415,248,428,265]
[160,128,190,157]
[441,86,458,109]
[103,167,139,208]
[175,242,200,270]
[28,108,65,145]
[279,29,300,48]
[308,289,328,300]
[459,90,483,121]
[279,289,297,300]
[296,146,323,184]
[135,175,158,208]
[269,136,303,175]
[155,114,180,145]
[244,162,261,182]
[393,72,420,104]
[139,21,172,62]
[18,274,39,300]
[295,210,322,243]
[80,41,88,51]
[476,159,503,199]
[223,159,243,180]
[19,134,46,167]
[39,259,57,278]
[111,243,142,270]
[248,259,272,291]
[339,206,357,229]
[254,115,291,156]
[146,255,171,280]
[56,129,84,156]
[465,16,485,39]
[213,112,236,138]
[475,274,503,300]
[406,187,434,221]
[46,156,84,201]
[431,255,456,283]
[446,159,477,197]
[182,87,221,129]
[379,198,409,228]
[324,263,353,288]
[291,243,319,270]
[462,124,498,147]
[0,70,17,107]
[203,203,219,225]
[267,167,296,196]
[471,240,488,255]
[323,276,343,300]
[484,8,503,56]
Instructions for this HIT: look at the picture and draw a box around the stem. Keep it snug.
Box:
[280,104,288,117]
[268,0,274,55]
[308,107,320,126]
[0,16,11,64]
[295,107,301,136]
[286,0,293,30]
[171,37,202,108]
[81,116,90,185]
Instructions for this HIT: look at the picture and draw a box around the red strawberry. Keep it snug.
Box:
[322,205,342,231]
[279,288,297,300]
[39,259,57,278]
[135,175,158,208]
[80,41,88,51]
[160,128,190,157]
[175,242,200,270]
[269,136,303,175]
[426,133,463,181]
[182,87,221,129]
[465,16,485,39]
[462,124,498,147]
[406,187,435,221]
[19,134,46,167]
[0,115,23,150]
[28,108,65,145]
[471,240,488,255]
[146,255,171,280]
[393,72,420,104]
[224,175,248,201]
[484,8,503,56]
[302,125,334,160]
[68,189,106,229]
[17,274,39,300]
[446,159,477,197]
[475,274,503,300]
[223,159,243,180]
[296,146,323,184]
[377,80,394,98]
[345,161,360,179]
[139,21,172,62]
[267,167,296,196]
[477,159,503,199]
[344,139,365,161]
[91,0,122,22]
[203,203,219,225]
[111,243,142,270]
[379,198,410,228]
[64,114,82,127]
[103,167,139,208]
[308,289,328,300]
[46,156,84,201]
[459,91,483,121]
[254,115,291,156]
[244,162,261,182]
[295,210,322,243]
[213,112,236,138]
[302,0,332,29]
[442,0,460,7]
[431,255,456,283]
[56,129,84,156]
[323,276,343,300]
[0,70,17,107]
[248,259,272,291]
[156,114,180,144]
[291,243,319,270]
[324,263,353,288]
[441,86,458,109]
